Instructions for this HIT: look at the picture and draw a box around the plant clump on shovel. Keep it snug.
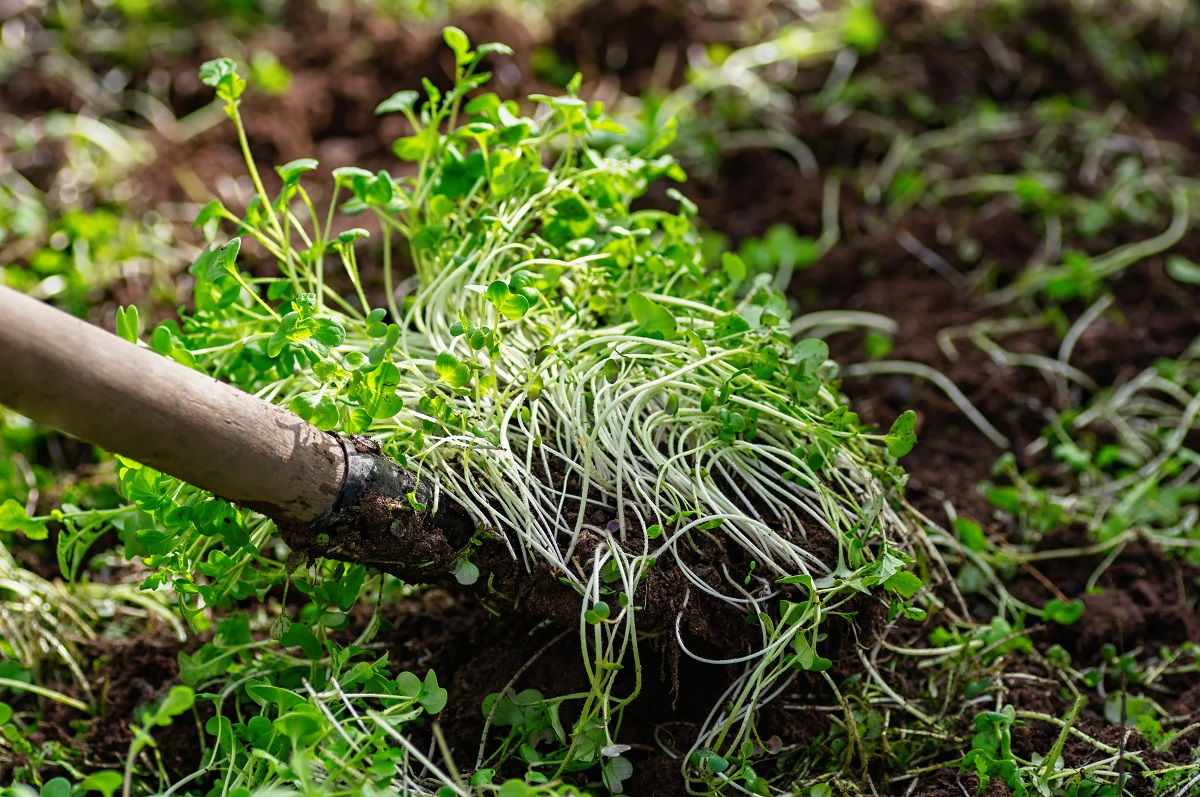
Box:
[31,29,928,796]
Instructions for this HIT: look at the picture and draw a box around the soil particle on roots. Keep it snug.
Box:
[284,480,802,659]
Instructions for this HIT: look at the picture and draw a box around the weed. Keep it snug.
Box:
[6,27,932,795]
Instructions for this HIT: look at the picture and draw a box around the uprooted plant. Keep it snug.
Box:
[2,28,936,796]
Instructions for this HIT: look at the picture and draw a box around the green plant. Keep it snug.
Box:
[12,27,935,795]
[6,4,1200,796]
[0,112,178,316]
[123,687,195,797]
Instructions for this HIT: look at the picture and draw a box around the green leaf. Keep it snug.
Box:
[276,158,318,184]
[116,304,140,343]
[874,550,906,583]
[666,187,697,216]
[584,601,611,624]
[198,58,245,103]
[465,93,500,115]
[360,363,404,419]
[721,251,747,282]
[644,116,678,157]
[421,670,448,713]
[884,571,924,599]
[188,245,240,311]
[375,90,420,116]
[985,485,1021,514]
[247,682,307,713]
[603,756,633,793]
[1106,695,1155,727]
[343,407,373,434]
[312,317,346,351]
[628,292,677,339]
[1043,598,1085,626]
[250,51,291,95]
[368,323,401,366]
[498,780,536,797]
[486,280,530,320]
[292,293,317,315]
[193,199,226,229]
[177,644,233,686]
[365,172,393,206]
[443,26,472,64]
[434,352,471,388]
[280,622,322,659]
[790,634,832,671]
[289,394,340,431]
[0,499,48,540]
[80,771,123,797]
[529,93,587,109]
[779,600,811,627]
[41,778,71,797]
[791,338,829,372]
[147,685,195,726]
[273,705,324,746]
[844,1,884,54]
[396,671,423,698]
[885,410,918,457]
[332,166,373,184]
[954,517,987,553]
[0,702,10,725]
[486,280,510,305]
[453,559,480,586]
[205,237,241,282]
[1166,255,1200,285]
[477,42,515,57]
[267,311,298,358]
[393,128,437,162]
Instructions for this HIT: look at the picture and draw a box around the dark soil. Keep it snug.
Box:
[673,2,1200,790]
[4,0,1200,795]
[1008,527,1200,659]
[550,0,755,95]
[13,632,207,783]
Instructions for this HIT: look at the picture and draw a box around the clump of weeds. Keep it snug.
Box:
[2,26,936,797]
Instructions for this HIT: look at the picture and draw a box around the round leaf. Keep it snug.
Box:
[375,90,420,116]
[276,158,318,184]
[885,410,918,457]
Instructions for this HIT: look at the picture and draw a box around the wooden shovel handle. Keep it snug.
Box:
[0,286,345,525]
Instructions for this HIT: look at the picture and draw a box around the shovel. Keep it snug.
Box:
[0,285,480,585]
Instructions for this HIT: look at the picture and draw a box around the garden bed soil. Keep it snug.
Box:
[4,0,1200,794]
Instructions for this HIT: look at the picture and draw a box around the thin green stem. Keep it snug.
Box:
[0,677,92,713]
